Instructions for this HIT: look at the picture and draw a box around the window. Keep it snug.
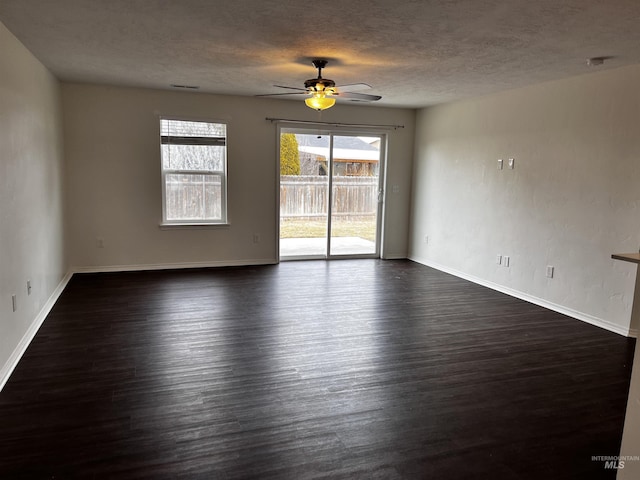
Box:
[160,118,227,224]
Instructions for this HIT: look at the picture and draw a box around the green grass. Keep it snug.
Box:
[280,219,377,242]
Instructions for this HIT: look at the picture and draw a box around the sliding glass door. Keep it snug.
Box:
[328,134,381,256]
[279,128,384,260]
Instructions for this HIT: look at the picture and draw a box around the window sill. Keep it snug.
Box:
[159,223,230,230]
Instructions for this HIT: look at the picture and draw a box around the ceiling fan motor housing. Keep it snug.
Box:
[305,59,336,93]
[304,77,336,92]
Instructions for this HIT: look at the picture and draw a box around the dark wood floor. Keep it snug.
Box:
[0,260,635,479]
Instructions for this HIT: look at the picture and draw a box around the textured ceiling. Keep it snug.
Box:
[1,0,640,108]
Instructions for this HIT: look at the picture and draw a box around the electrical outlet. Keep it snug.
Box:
[503,256,510,267]
[508,158,515,169]
[546,265,554,278]
[27,280,32,295]
[497,159,504,170]
[96,237,105,248]
[252,234,260,244]
[12,294,17,312]
[496,254,502,265]
[424,235,429,244]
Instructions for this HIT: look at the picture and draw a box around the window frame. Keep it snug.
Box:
[159,116,229,226]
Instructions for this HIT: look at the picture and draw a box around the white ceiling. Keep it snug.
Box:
[1,0,639,108]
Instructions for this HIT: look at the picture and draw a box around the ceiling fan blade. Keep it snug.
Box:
[334,91,382,102]
[335,83,372,92]
[273,85,308,92]
[255,92,308,97]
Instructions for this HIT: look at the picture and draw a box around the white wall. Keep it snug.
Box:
[0,22,66,387]
[62,84,415,270]
[410,64,640,336]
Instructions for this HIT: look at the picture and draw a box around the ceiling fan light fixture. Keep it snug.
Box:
[258,58,380,109]
[305,94,335,111]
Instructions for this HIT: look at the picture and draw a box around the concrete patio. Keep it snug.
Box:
[280,236,377,258]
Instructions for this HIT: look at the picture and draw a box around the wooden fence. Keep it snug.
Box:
[280,175,378,221]
[165,174,222,220]
[165,175,378,222]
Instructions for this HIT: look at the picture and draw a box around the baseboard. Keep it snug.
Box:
[410,256,632,338]
[72,258,278,274]
[382,253,408,260]
[0,271,73,392]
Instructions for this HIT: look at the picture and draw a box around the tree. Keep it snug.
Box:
[280,133,300,175]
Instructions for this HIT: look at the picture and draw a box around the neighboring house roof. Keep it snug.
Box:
[298,146,380,162]
[297,135,377,150]
[296,135,379,162]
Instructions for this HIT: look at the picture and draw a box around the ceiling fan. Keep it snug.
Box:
[257,59,382,111]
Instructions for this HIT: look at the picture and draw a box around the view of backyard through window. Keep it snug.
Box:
[160,119,227,224]
[279,131,382,258]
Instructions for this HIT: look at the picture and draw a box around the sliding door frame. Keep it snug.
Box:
[276,123,387,262]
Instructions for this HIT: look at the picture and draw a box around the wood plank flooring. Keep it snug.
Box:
[0,259,635,479]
